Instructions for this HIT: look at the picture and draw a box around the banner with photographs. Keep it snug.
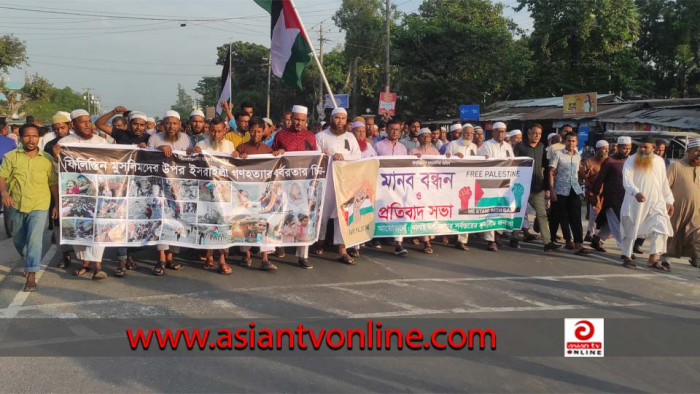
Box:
[334,156,534,242]
[58,145,328,249]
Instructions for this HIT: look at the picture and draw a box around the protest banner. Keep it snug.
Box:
[332,159,380,246]
[334,156,534,243]
[57,144,328,249]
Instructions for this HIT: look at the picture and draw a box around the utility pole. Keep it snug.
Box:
[83,88,92,115]
[317,23,325,120]
[385,0,391,92]
[352,57,359,117]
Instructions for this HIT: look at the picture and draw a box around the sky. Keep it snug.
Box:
[2,0,532,118]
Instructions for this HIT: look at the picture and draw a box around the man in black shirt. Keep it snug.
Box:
[95,106,150,147]
[513,123,561,252]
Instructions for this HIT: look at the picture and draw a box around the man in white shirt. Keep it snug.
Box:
[53,109,109,279]
[314,107,361,264]
[445,123,479,250]
[478,121,515,251]
[147,110,193,275]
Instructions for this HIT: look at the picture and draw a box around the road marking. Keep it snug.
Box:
[0,272,659,318]
[3,245,57,318]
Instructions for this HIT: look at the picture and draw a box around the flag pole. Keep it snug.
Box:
[228,41,233,108]
[266,50,272,118]
[289,0,338,108]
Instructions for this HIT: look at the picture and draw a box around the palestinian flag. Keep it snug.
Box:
[458,179,524,215]
[254,0,311,89]
[474,179,512,208]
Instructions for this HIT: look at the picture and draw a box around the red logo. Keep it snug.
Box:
[574,320,595,341]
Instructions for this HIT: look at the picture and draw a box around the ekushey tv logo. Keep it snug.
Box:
[564,319,604,357]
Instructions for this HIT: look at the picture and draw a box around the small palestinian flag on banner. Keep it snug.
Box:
[458,179,524,215]
[254,0,311,89]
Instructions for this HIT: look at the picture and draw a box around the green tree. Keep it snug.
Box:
[635,0,700,98]
[0,34,27,73]
[392,0,533,119]
[0,73,53,117]
[194,76,220,110]
[517,0,641,97]
[22,86,88,122]
[170,83,194,119]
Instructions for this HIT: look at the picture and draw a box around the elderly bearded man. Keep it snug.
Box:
[620,136,675,271]
[147,110,192,275]
[663,139,700,269]
[444,123,479,250]
[53,110,109,279]
[314,107,361,264]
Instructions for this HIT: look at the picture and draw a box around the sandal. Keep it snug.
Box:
[114,262,126,277]
[239,256,252,267]
[74,263,90,277]
[347,248,360,258]
[648,261,669,272]
[58,254,71,269]
[661,261,671,271]
[574,248,589,256]
[165,261,183,270]
[153,261,165,276]
[203,257,215,270]
[92,270,107,280]
[312,247,324,256]
[261,260,278,271]
[621,257,636,269]
[423,245,434,254]
[275,248,286,258]
[125,256,138,270]
[23,282,37,292]
[337,254,356,265]
[217,262,233,275]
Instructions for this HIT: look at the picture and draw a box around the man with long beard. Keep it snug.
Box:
[664,139,700,268]
[314,107,361,264]
[582,140,609,242]
[590,137,633,256]
[147,110,192,276]
[620,136,675,270]
[53,110,108,279]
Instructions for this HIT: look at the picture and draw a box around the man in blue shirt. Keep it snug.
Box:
[0,119,17,162]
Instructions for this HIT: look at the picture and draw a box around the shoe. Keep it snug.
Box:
[523,232,538,242]
[690,259,698,268]
[261,260,278,271]
[544,242,562,252]
[297,258,313,269]
[565,241,575,250]
[371,239,382,249]
[487,242,498,252]
[509,239,520,249]
[455,242,469,251]
[621,257,636,269]
[590,236,606,252]
[394,245,408,255]
[633,245,643,254]
[584,232,592,242]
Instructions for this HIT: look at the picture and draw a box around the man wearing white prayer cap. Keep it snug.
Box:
[262,117,276,146]
[509,129,522,146]
[478,121,515,251]
[664,138,700,268]
[271,105,319,268]
[582,139,610,243]
[39,111,73,151]
[146,110,191,276]
[444,123,478,250]
[448,123,462,141]
[52,110,109,279]
[589,136,633,254]
[472,125,485,149]
[314,106,362,264]
[188,109,207,145]
[95,106,131,136]
[146,117,156,135]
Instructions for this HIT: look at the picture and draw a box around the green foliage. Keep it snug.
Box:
[170,83,194,119]
[517,0,641,96]
[0,34,27,74]
[194,76,220,110]
[22,86,87,122]
[392,0,533,118]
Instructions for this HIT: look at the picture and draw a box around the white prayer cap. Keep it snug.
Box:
[320,121,326,126]
[417,127,431,136]
[440,126,446,132]
[70,109,90,120]
[52,112,71,124]
[474,125,483,131]
[147,117,155,123]
[595,140,609,148]
[163,110,180,120]
[351,121,365,130]
[262,117,274,126]
[509,129,522,137]
[189,109,205,118]
[688,138,700,149]
[547,133,557,141]
[449,123,462,132]
[129,112,147,122]
[492,121,507,130]
[331,107,347,116]
[617,136,632,145]
[291,105,308,115]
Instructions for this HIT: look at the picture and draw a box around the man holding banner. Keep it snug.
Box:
[315,107,361,264]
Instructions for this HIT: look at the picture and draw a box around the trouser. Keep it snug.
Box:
[457,233,469,243]
[157,244,180,253]
[240,246,273,253]
[587,204,599,235]
[528,190,551,245]
[319,218,344,245]
[550,190,583,244]
[7,207,48,273]
[117,247,130,261]
[597,208,622,247]
[621,218,667,257]
[296,246,309,259]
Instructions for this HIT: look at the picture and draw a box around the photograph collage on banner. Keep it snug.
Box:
[58,147,328,248]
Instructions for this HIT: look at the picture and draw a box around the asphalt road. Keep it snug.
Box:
[0,216,699,393]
